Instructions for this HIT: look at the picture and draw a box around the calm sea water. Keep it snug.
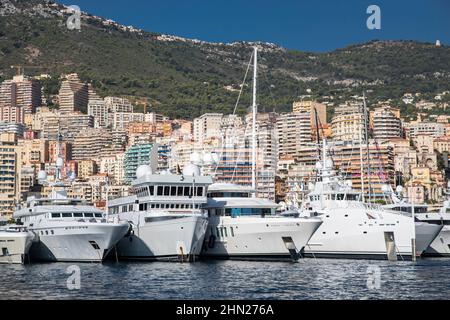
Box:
[1,258,449,300]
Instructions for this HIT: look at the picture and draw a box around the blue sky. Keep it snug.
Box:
[59,0,450,52]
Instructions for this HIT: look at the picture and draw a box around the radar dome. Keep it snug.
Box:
[203,153,213,165]
[183,163,200,176]
[395,185,404,193]
[56,157,64,168]
[136,165,152,179]
[38,170,47,181]
[189,152,202,164]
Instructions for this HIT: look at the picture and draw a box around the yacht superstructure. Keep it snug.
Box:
[14,189,130,262]
[201,183,322,261]
[107,164,213,262]
[299,141,442,260]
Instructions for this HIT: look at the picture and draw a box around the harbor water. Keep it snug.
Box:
[1,258,449,300]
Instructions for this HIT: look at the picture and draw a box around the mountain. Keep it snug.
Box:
[1,0,450,119]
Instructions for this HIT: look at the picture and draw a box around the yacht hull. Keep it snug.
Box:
[422,226,450,257]
[29,222,130,263]
[303,209,438,260]
[201,216,322,261]
[115,215,208,262]
[0,231,34,264]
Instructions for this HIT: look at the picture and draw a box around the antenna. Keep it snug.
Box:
[363,92,372,204]
[251,46,258,197]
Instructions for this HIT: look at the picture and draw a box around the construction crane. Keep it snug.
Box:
[10,63,74,76]
[10,65,53,77]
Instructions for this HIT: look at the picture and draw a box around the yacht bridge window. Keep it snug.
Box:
[224,208,273,217]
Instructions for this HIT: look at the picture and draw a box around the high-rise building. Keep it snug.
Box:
[112,112,145,130]
[371,106,402,140]
[72,128,112,161]
[124,143,159,184]
[276,112,312,159]
[292,100,327,126]
[58,74,88,113]
[0,75,41,122]
[193,113,223,143]
[331,102,367,142]
[0,133,22,217]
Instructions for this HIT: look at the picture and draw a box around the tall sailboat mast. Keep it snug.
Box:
[251,46,258,197]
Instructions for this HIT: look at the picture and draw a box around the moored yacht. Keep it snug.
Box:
[298,141,442,260]
[0,225,35,264]
[14,188,131,263]
[107,164,213,262]
[382,186,450,257]
[201,183,322,261]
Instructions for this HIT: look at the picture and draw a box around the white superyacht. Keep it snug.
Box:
[107,164,213,262]
[382,185,450,257]
[298,141,442,260]
[0,224,35,264]
[13,170,130,263]
[201,183,322,261]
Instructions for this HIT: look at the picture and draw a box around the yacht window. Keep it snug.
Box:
[224,228,228,237]
[196,187,203,196]
[61,213,72,218]
[230,227,235,237]
[45,230,48,235]
[225,208,232,216]
[51,213,61,218]
[144,187,149,197]
[220,227,224,238]
[129,204,133,211]
[73,213,83,218]
[216,227,220,238]
[175,204,179,209]
[51,230,54,235]
[177,186,183,196]
[183,187,190,196]
[122,205,127,212]
[164,186,170,196]
[84,213,94,218]
[139,204,144,211]
[149,186,154,196]
[170,186,177,196]
[181,204,185,209]
[157,186,163,196]
[95,213,103,218]
[170,204,175,209]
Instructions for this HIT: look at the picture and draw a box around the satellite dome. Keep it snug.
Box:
[189,152,202,164]
[203,153,213,165]
[395,185,404,193]
[38,170,47,181]
[315,162,322,170]
[56,157,64,168]
[183,163,200,176]
[136,165,152,179]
